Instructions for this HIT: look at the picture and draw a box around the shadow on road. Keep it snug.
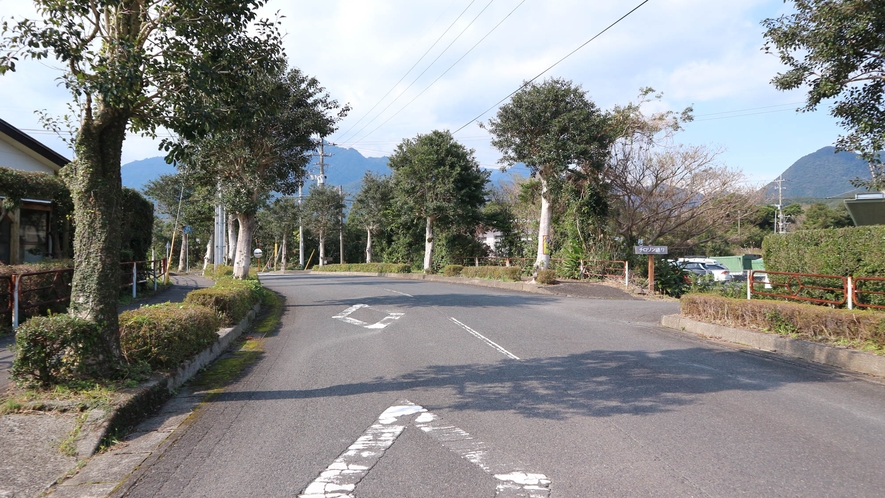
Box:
[306,292,558,309]
[209,347,827,420]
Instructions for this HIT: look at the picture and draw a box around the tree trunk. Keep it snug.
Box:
[232,212,255,279]
[365,228,373,263]
[535,177,551,270]
[423,216,434,273]
[281,235,288,272]
[227,213,238,265]
[318,229,325,267]
[178,232,187,272]
[63,109,129,363]
[202,234,213,272]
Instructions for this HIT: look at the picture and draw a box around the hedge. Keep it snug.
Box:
[763,226,885,277]
[119,303,220,370]
[184,278,260,326]
[536,269,556,285]
[11,314,104,386]
[442,265,464,277]
[681,294,885,352]
[461,266,522,282]
[313,263,412,274]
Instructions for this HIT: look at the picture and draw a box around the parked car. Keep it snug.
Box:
[679,261,733,282]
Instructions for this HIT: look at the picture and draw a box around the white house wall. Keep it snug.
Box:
[0,132,58,174]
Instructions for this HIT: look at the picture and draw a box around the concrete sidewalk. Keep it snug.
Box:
[0,273,215,498]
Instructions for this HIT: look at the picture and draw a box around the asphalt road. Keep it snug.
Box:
[120,273,885,497]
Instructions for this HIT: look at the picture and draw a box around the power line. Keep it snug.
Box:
[350,0,527,146]
[692,102,804,118]
[333,0,478,143]
[341,0,497,147]
[452,0,650,134]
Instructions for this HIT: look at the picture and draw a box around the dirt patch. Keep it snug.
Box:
[542,281,639,300]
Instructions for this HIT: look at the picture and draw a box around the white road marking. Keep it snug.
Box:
[450,317,520,360]
[384,288,414,298]
[332,304,404,330]
[299,400,549,498]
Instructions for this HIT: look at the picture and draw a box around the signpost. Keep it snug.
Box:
[254,248,263,273]
[634,246,668,294]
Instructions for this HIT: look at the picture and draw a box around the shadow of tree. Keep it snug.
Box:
[211,348,818,420]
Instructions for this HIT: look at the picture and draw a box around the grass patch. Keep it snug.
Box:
[59,411,89,457]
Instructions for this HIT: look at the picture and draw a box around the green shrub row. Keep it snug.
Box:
[11,315,105,386]
[442,265,464,277]
[185,278,262,326]
[119,303,220,370]
[313,263,412,274]
[681,294,885,352]
[763,226,885,277]
[461,266,522,282]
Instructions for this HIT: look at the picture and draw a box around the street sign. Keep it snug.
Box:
[634,245,668,255]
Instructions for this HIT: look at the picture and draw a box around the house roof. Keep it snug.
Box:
[0,117,70,170]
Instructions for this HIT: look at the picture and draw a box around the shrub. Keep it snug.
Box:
[11,314,104,386]
[443,265,464,277]
[185,282,256,326]
[208,265,234,279]
[120,303,220,370]
[763,226,885,277]
[462,266,524,282]
[536,269,557,285]
[654,259,690,298]
[681,294,885,351]
[314,263,411,274]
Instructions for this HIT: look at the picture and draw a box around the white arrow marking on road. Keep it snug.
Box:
[332,304,404,330]
[299,400,550,498]
[450,317,520,360]
[383,288,414,298]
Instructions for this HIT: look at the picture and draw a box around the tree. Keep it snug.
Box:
[604,90,755,254]
[762,1,885,190]
[256,196,300,270]
[388,130,488,272]
[303,186,344,267]
[180,64,347,279]
[483,78,612,269]
[0,1,282,364]
[143,172,214,270]
[349,172,392,263]
[800,202,853,229]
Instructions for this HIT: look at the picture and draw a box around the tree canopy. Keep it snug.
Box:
[483,78,611,269]
[762,1,885,190]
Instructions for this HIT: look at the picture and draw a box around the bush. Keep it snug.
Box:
[763,226,885,277]
[185,281,257,326]
[11,314,104,386]
[536,269,557,285]
[462,266,523,282]
[314,263,411,274]
[654,259,690,298]
[681,294,885,351]
[120,303,220,370]
[442,265,464,277]
[208,265,234,279]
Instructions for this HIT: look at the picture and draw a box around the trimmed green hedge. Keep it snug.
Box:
[185,278,260,326]
[442,265,464,277]
[682,293,885,352]
[120,303,220,370]
[314,263,412,274]
[461,266,522,282]
[763,226,885,276]
[11,314,103,386]
[536,269,556,285]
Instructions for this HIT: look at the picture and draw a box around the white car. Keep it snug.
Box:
[680,261,733,282]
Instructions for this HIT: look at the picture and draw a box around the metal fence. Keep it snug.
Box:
[748,270,885,311]
[457,257,629,286]
[1,259,166,329]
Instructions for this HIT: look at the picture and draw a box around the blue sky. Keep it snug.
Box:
[0,0,845,185]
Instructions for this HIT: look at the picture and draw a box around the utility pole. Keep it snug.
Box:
[312,138,332,187]
[774,175,787,234]
[304,137,334,268]
[298,183,304,268]
[339,185,345,264]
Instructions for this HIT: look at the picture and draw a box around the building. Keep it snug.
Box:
[0,117,69,264]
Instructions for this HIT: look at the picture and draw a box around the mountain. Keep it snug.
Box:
[763,146,871,201]
[122,156,177,190]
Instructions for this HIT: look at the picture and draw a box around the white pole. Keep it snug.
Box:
[12,276,20,329]
[624,261,629,287]
[747,271,753,300]
[847,276,854,310]
[132,262,137,299]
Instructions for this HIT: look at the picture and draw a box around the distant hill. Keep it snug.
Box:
[763,146,871,201]
[121,156,177,190]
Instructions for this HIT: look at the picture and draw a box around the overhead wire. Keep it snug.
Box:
[333,0,476,143]
[452,0,650,134]
[340,0,497,147]
[350,0,527,146]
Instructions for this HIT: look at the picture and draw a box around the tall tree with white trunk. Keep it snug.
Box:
[388,130,488,273]
[483,78,611,270]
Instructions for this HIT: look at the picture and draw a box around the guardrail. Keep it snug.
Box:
[1,259,166,329]
[748,270,885,311]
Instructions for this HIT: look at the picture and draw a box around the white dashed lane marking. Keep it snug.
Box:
[450,317,520,360]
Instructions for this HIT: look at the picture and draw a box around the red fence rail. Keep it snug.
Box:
[749,270,847,306]
[853,276,885,310]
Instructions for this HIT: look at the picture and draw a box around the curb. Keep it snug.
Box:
[661,314,885,379]
[307,270,557,295]
[47,302,262,496]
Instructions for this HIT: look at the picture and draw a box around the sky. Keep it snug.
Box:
[0,0,847,187]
